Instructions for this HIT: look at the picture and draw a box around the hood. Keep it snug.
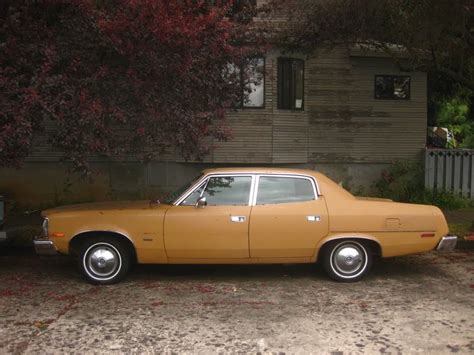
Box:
[42,200,168,217]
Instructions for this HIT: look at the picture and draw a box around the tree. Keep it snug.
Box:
[268,0,474,98]
[437,95,474,148]
[0,0,262,174]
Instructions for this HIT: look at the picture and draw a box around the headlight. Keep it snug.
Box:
[42,218,49,237]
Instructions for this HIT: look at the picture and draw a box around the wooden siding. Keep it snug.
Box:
[212,46,427,164]
[25,46,427,165]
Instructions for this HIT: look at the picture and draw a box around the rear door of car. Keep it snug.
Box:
[249,174,329,259]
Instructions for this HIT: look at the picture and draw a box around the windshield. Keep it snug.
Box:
[163,174,203,204]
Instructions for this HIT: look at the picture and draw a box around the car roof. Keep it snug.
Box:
[201,167,320,176]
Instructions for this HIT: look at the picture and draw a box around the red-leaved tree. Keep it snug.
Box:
[0,0,262,174]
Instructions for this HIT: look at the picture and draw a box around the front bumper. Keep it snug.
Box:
[437,235,458,251]
[34,238,57,255]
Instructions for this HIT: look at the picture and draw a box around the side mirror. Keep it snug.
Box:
[195,196,207,209]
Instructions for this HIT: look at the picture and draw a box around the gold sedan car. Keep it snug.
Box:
[34,168,457,284]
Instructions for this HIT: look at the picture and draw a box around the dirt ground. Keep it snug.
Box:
[0,248,473,354]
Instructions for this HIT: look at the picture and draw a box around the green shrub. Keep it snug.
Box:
[374,160,474,210]
[437,96,474,149]
[413,189,474,210]
[374,160,424,202]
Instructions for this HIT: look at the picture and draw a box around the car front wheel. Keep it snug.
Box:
[322,240,373,282]
[79,238,130,285]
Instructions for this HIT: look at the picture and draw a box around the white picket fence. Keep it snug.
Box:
[425,149,474,198]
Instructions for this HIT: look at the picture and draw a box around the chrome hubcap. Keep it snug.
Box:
[333,244,364,275]
[87,246,119,278]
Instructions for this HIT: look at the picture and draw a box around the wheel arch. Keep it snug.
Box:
[313,234,383,263]
[70,230,137,263]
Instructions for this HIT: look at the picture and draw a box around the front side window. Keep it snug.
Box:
[375,75,411,100]
[278,58,304,110]
[202,176,252,206]
[256,176,315,205]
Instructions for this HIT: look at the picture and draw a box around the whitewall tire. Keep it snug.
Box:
[79,237,130,285]
[322,240,373,282]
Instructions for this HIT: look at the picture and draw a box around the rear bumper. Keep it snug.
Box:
[34,238,57,255]
[437,235,458,251]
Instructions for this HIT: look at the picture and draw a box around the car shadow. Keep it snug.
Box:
[131,262,326,282]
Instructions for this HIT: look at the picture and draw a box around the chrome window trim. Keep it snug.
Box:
[174,173,256,206]
[180,179,209,206]
[173,171,321,206]
[252,174,319,206]
[173,175,210,206]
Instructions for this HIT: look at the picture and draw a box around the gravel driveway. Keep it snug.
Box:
[0,248,473,354]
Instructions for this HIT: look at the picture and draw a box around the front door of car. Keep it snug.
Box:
[249,175,329,258]
[164,175,253,260]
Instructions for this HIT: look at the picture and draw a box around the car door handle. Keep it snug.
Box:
[230,216,246,223]
[307,215,321,222]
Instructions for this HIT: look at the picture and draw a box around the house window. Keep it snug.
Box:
[278,58,304,110]
[226,57,265,108]
[375,75,411,100]
[242,57,265,108]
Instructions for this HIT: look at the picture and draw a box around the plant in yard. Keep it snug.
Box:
[436,95,474,148]
[374,161,424,203]
[0,0,264,175]
[374,160,474,210]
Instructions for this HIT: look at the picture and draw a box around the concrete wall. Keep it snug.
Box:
[0,161,390,207]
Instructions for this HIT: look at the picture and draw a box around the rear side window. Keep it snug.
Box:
[256,176,315,205]
[202,176,252,206]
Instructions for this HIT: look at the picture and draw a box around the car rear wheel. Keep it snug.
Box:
[78,237,130,285]
[322,240,372,282]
